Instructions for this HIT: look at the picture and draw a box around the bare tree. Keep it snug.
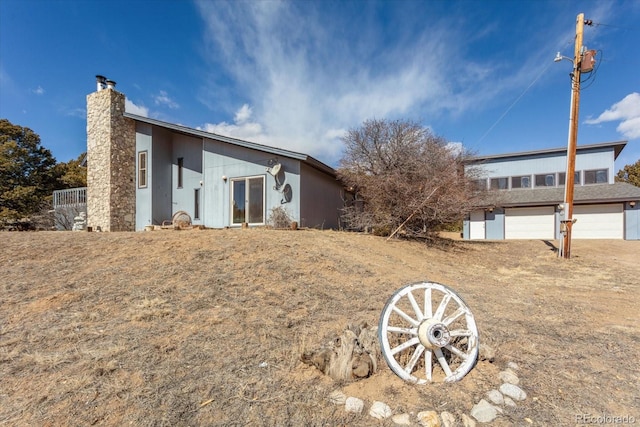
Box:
[338,118,484,238]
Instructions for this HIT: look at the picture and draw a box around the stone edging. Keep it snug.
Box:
[328,361,532,426]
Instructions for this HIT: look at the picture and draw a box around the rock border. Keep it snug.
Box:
[328,360,531,426]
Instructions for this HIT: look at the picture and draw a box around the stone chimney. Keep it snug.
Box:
[86,75,136,231]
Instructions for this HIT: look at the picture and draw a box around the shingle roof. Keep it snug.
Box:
[481,182,640,208]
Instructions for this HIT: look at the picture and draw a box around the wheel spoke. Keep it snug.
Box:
[434,347,453,377]
[392,306,419,327]
[406,290,424,321]
[424,287,432,318]
[445,343,468,360]
[449,329,473,337]
[387,326,416,335]
[404,344,425,374]
[442,307,465,326]
[433,294,451,320]
[390,337,420,356]
[424,349,432,381]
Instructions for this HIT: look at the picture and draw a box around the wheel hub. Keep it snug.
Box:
[417,318,451,349]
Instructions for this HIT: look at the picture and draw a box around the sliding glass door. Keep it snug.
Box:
[231,176,265,225]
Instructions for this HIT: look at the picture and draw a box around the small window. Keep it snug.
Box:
[535,173,555,187]
[194,188,200,220]
[138,151,148,188]
[490,177,508,190]
[177,157,184,188]
[558,171,581,186]
[511,176,531,189]
[584,169,608,184]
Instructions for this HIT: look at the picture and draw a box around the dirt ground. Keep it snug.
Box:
[1,229,638,426]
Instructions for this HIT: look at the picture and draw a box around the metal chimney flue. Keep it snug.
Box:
[96,75,107,91]
[105,79,116,90]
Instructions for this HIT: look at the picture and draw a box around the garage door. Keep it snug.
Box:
[505,206,555,239]
[572,204,623,239]
[469,210,485,239]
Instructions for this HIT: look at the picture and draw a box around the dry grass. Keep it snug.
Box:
[1,229,639,426]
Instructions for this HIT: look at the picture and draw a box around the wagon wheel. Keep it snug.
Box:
[378,282,479,383]
[172,211,192,229]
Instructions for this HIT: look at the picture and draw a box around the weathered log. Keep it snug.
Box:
[301,322,380,382]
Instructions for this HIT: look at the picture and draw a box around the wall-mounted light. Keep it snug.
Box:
[222,175,227,182]
[631,201,637,207]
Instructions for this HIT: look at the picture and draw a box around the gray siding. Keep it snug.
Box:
[135,123,152,229]
[472,146,615,184]
[135,124,173,229]
[485,208,504,239]
[151,128,172,225]
[626,202,640,240]
[202,138,302,228]
[172,134,203,225]
[299,163,343,229]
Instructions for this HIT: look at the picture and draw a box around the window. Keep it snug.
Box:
[490,177,508,190]
[535,173,555,187]
[558,171,581,186]
[231,176,265,225]
[584,169,608,185]
[138,151,148,188]
[177,157,184,188]
[511,175,531,189]
[472,179,487,191]
[194,189,200,220]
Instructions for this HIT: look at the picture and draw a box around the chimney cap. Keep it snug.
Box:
[96,75,107,82]
[105,79,117,89]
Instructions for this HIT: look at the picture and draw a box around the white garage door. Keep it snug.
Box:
[469,210,485,240]
[572,204,623,239]
[505,206,555,239]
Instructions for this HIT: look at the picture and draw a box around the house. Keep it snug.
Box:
[462,141,640,240]
[86,76,345,232]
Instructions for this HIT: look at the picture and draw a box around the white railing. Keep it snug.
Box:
[53,187,87,208]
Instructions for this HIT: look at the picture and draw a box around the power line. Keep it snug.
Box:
[475,60,555,146]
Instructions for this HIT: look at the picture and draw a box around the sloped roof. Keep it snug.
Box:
[124,113,336,177]
[482,182,640,208]
[468,140,627,164]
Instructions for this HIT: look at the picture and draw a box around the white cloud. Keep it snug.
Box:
[234,104,252,124]
[32,85,45,95]
[154,90,179,109]
[194,2,577,165]
[125,98,149,117]
[65,107,86,119]
[200,104,268,143]
[585,93,640,140]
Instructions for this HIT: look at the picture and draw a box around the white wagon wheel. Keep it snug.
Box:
[378,282,479,383]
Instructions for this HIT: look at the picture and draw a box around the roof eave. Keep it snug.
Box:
[124,112,337,176]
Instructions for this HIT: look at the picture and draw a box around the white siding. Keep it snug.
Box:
[505,207,555,239]
[572,204,623,239]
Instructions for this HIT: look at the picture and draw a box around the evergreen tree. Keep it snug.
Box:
[0,119,61,223]
[616,159,640,187]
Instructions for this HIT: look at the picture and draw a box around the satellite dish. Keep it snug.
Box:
[269,163,282,176]
[281,184,292,204]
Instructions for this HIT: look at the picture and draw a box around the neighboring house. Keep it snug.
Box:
[463,141,640,240]
[86,77,345,232]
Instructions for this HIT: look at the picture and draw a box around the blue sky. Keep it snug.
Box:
[1,0,639,171]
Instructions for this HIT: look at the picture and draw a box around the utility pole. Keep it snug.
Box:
[560,13,593,259]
